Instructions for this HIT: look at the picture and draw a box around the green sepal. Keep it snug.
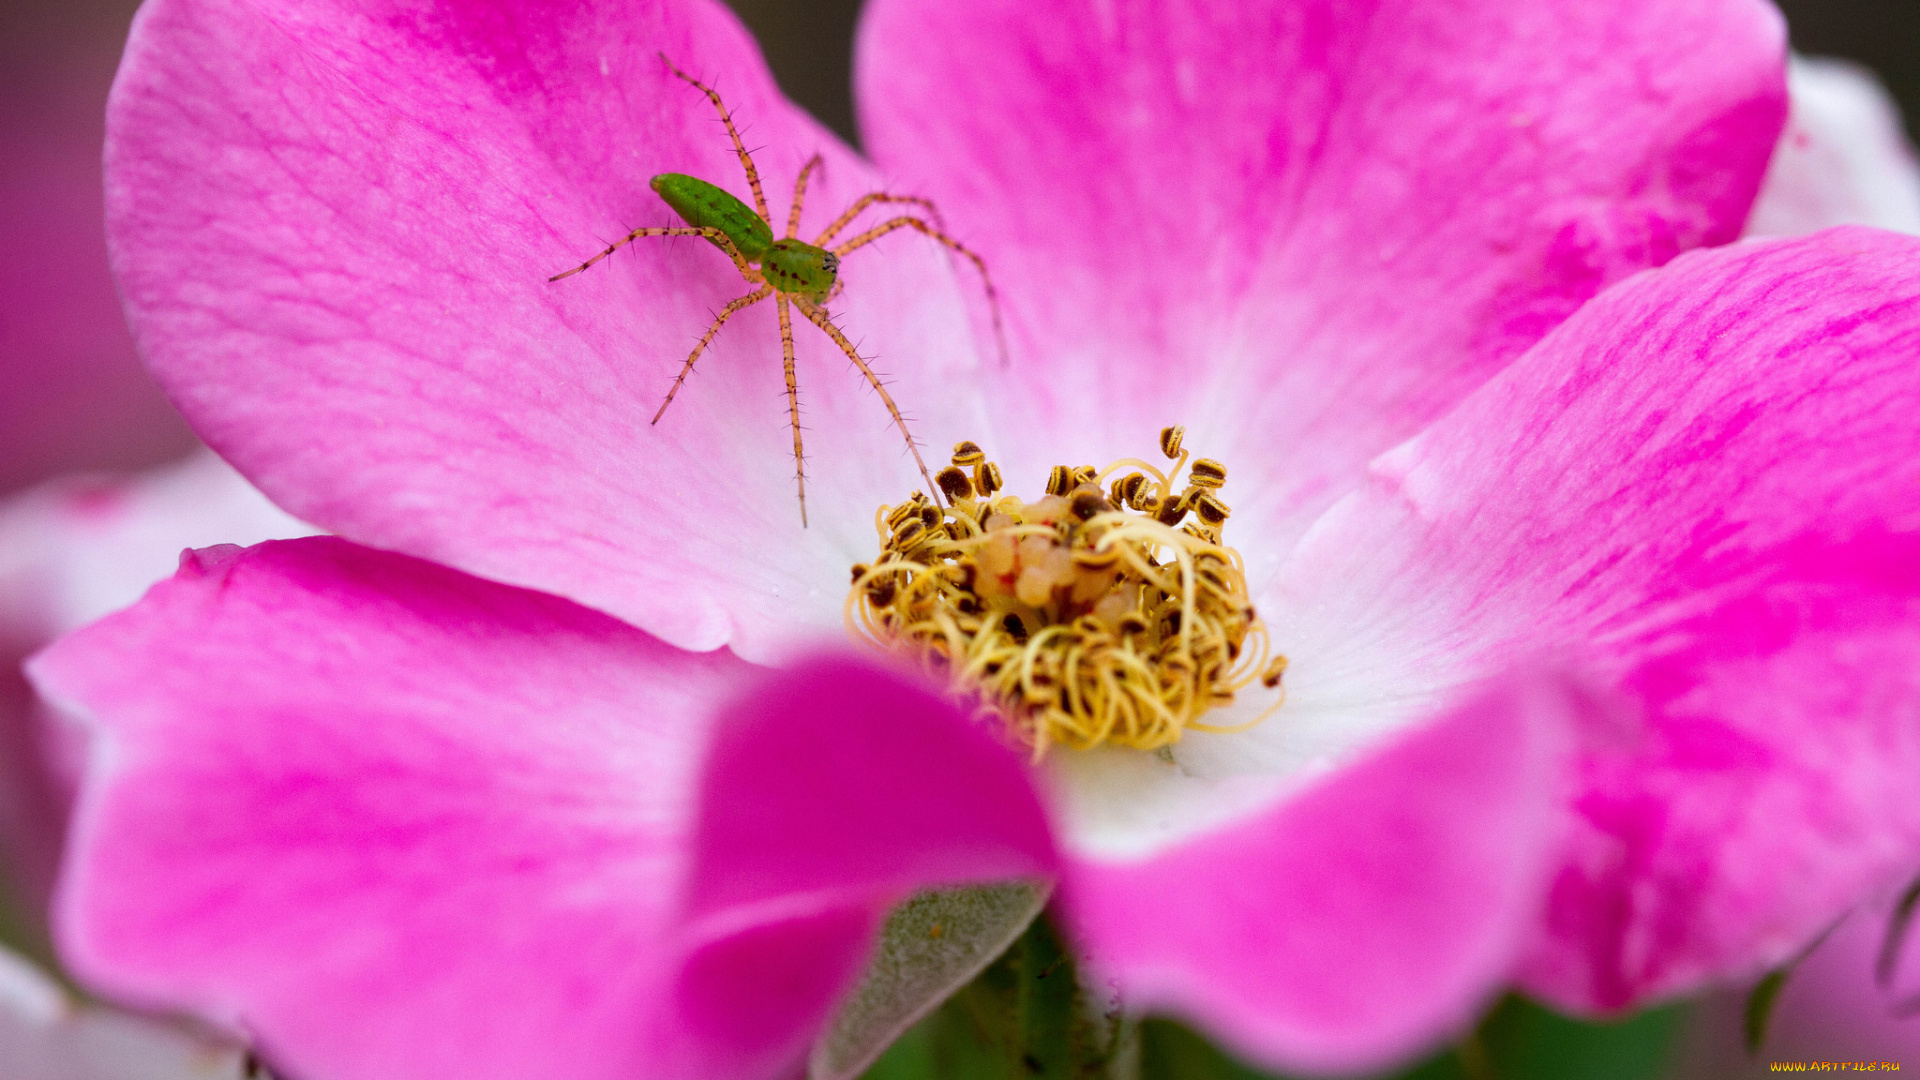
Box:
[1877,872,1920,988]
[862,912,1134,1080]
[1742,966,1790,1055]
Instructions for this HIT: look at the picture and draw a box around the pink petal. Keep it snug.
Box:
[856,0,1786,556]
[1746,57,1920,238]
[26,537,903,1080]
[1265,227,1920,1010]
[0,4,193,492]
[690,656,1057,915]
[682,656,1058,1077]
[1062,671,1573,1076]
[107,0,992,661]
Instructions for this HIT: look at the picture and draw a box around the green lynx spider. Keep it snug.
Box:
[551,56,1006,526]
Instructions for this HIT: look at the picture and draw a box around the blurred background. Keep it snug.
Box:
[2,1,1918,1078]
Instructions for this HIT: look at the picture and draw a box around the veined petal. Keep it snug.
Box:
[1062,672,1573,1075]
[857,0,1786,565]
[28,537,882,1080]
[106,0,992,662]
[1258,227,1920,1008]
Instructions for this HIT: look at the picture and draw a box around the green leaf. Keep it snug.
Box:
[1133,996,1683,1080]
[1478,995,1684,1080]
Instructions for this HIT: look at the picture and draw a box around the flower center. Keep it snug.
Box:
[848,426,1287,757]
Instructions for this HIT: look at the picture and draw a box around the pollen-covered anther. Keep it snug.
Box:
[848,427,1287,757]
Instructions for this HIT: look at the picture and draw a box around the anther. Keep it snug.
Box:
[1071,465,1099,487]
[1193,492,1231,527]
[976,461,1003,496]
[937,466,974,501]
[1154,492,1191,527]
[886,502,920,531]
[951,441,985,468]
[1261,656,1289,689]
[1160,425,1186,459]
[1069,487,1112,521]
[1188,459,1227,488]
[1046,465,1073,496]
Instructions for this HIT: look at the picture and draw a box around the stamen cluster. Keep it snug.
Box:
[849,427,1287,757]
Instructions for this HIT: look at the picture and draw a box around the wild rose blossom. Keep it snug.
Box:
[25,0,1920,1078]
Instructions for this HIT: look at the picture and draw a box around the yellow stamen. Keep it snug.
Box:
[846,428,1287,759]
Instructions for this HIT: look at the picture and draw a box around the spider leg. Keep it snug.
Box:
[813,193,947,247]
[787,153,825,240]
[832,216,1010,368]
[659,54,772,223]
[792,296,942,507]
[775,293,808,527]
[550,225,754,281]
[652,284,774,426]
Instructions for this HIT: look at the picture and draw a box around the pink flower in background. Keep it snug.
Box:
[1,453,308,936]
[0,942,246,1080]
[24,0,1920,1078]
[1671,891,1920,1077]
[1744,56,1920,239]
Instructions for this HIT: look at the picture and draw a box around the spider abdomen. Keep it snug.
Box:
[650,173,773,261]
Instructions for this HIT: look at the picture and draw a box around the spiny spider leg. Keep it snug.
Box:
[787,153,825,240]
[548,225,751,281]
[814,193,947,247]
[775,294,809,527]
[652,284,775,425]
[658,53,772,223]
[793,296,941,505]
[833,216,1010,368]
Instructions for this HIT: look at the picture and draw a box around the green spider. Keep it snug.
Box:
[551,55,1006,526]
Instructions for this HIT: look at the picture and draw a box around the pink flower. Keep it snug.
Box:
[1670,889,1920,1076]
[0,941,248,1080]
[26,0,1920,1077]
[1,453,309,936]
[1744,56,1920,239]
